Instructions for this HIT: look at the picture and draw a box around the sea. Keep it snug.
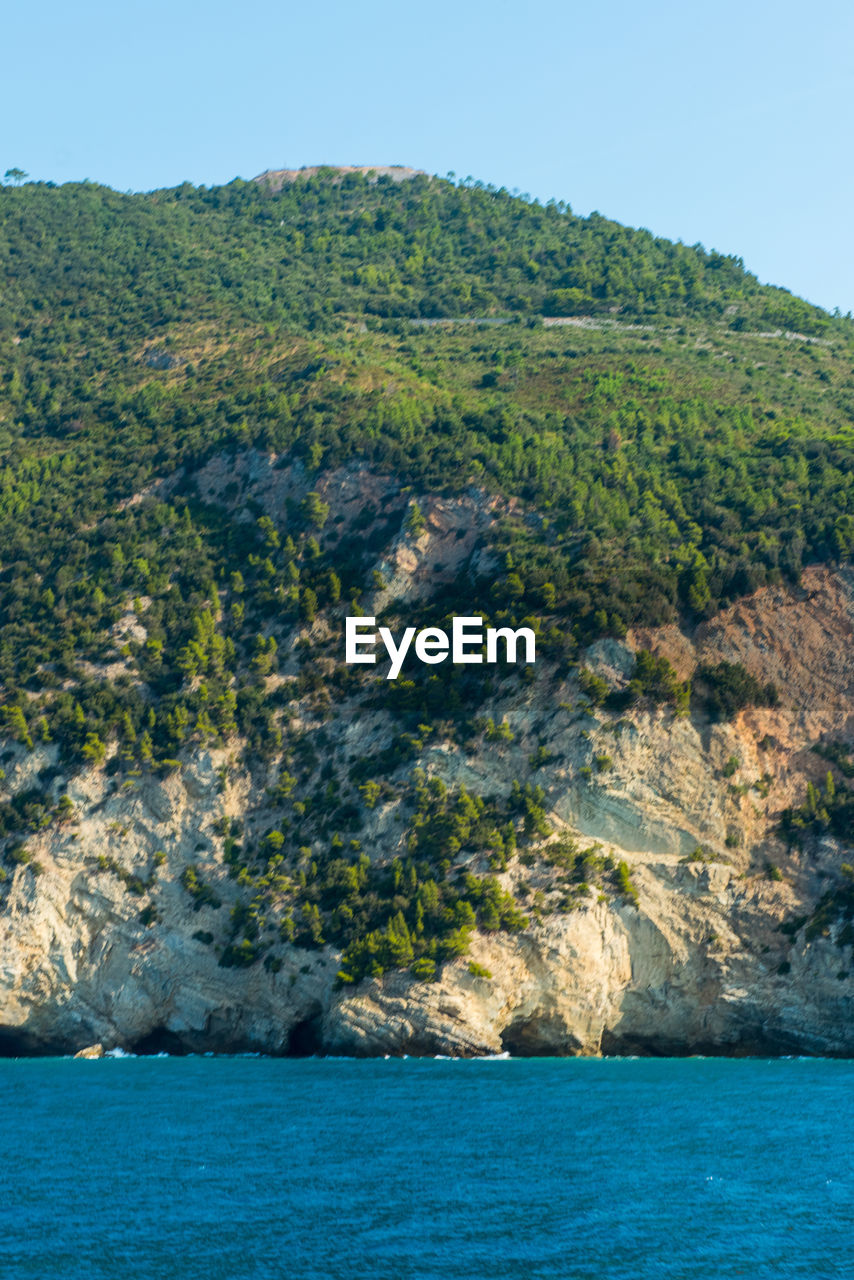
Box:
[0,1055,851,1279]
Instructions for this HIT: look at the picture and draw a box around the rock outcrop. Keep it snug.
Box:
[0,560,852,1057]
[253,165,425,192]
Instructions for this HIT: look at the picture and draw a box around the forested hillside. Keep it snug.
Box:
[1,167,853,998]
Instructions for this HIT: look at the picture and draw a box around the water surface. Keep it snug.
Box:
[0,1056,851,1278]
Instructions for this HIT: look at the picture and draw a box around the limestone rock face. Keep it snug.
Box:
[0,563,852,1058]
[72,1044,104,1059]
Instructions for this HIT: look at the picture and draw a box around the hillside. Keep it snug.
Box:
[0,168,852,1055]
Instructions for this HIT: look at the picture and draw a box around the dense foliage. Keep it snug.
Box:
[2,169,840,335]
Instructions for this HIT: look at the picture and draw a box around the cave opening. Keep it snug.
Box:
[500,1015,581,1057]
[131,1026,190,1056]
[0,1028,61,1058]
[286,1011,324,1057]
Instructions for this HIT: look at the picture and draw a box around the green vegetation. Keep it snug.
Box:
[781,765,853,845]
[615,860,640,906]
[96,853,149,896]
[779,750,854,942]
[804,864,854,944]
[0,167,853,981]
[626,650,690,715]
[696,662,779,721]
[538,833,627,912]
[815,741,854,778]
[212,773,532,985]
[180,865,223,911]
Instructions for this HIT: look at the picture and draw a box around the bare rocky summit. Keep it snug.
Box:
[253,165,425,192]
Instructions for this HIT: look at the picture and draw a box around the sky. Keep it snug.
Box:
[4,0,853,312]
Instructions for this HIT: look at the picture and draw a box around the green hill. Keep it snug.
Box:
[1,170,852,695]
[0,168,852,992]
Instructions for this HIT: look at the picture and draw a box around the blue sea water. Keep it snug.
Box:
[0,1056,851,1279]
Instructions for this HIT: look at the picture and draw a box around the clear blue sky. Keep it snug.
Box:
[5,0,853,312]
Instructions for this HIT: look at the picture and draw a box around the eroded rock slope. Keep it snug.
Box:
[1,461,852,1057]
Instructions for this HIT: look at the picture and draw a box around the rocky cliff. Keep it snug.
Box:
[1,458,852,1057]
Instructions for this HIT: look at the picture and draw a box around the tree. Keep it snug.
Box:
[405,500,426,537]
[2,705,33,750]
[686,564,711,614]
[4,168,28,186]
[301,587,318,623]
[301,492,329,529]
[81,733,106,765]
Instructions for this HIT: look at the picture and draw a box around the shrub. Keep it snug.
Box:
[578,667,610,705]
[697,661,778,721]
[615,860,639,905]
[180,865,222,911]
[627,650,689,714]
[404,501,426,536]
[219,939,260,968]
[56,795,75,822]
